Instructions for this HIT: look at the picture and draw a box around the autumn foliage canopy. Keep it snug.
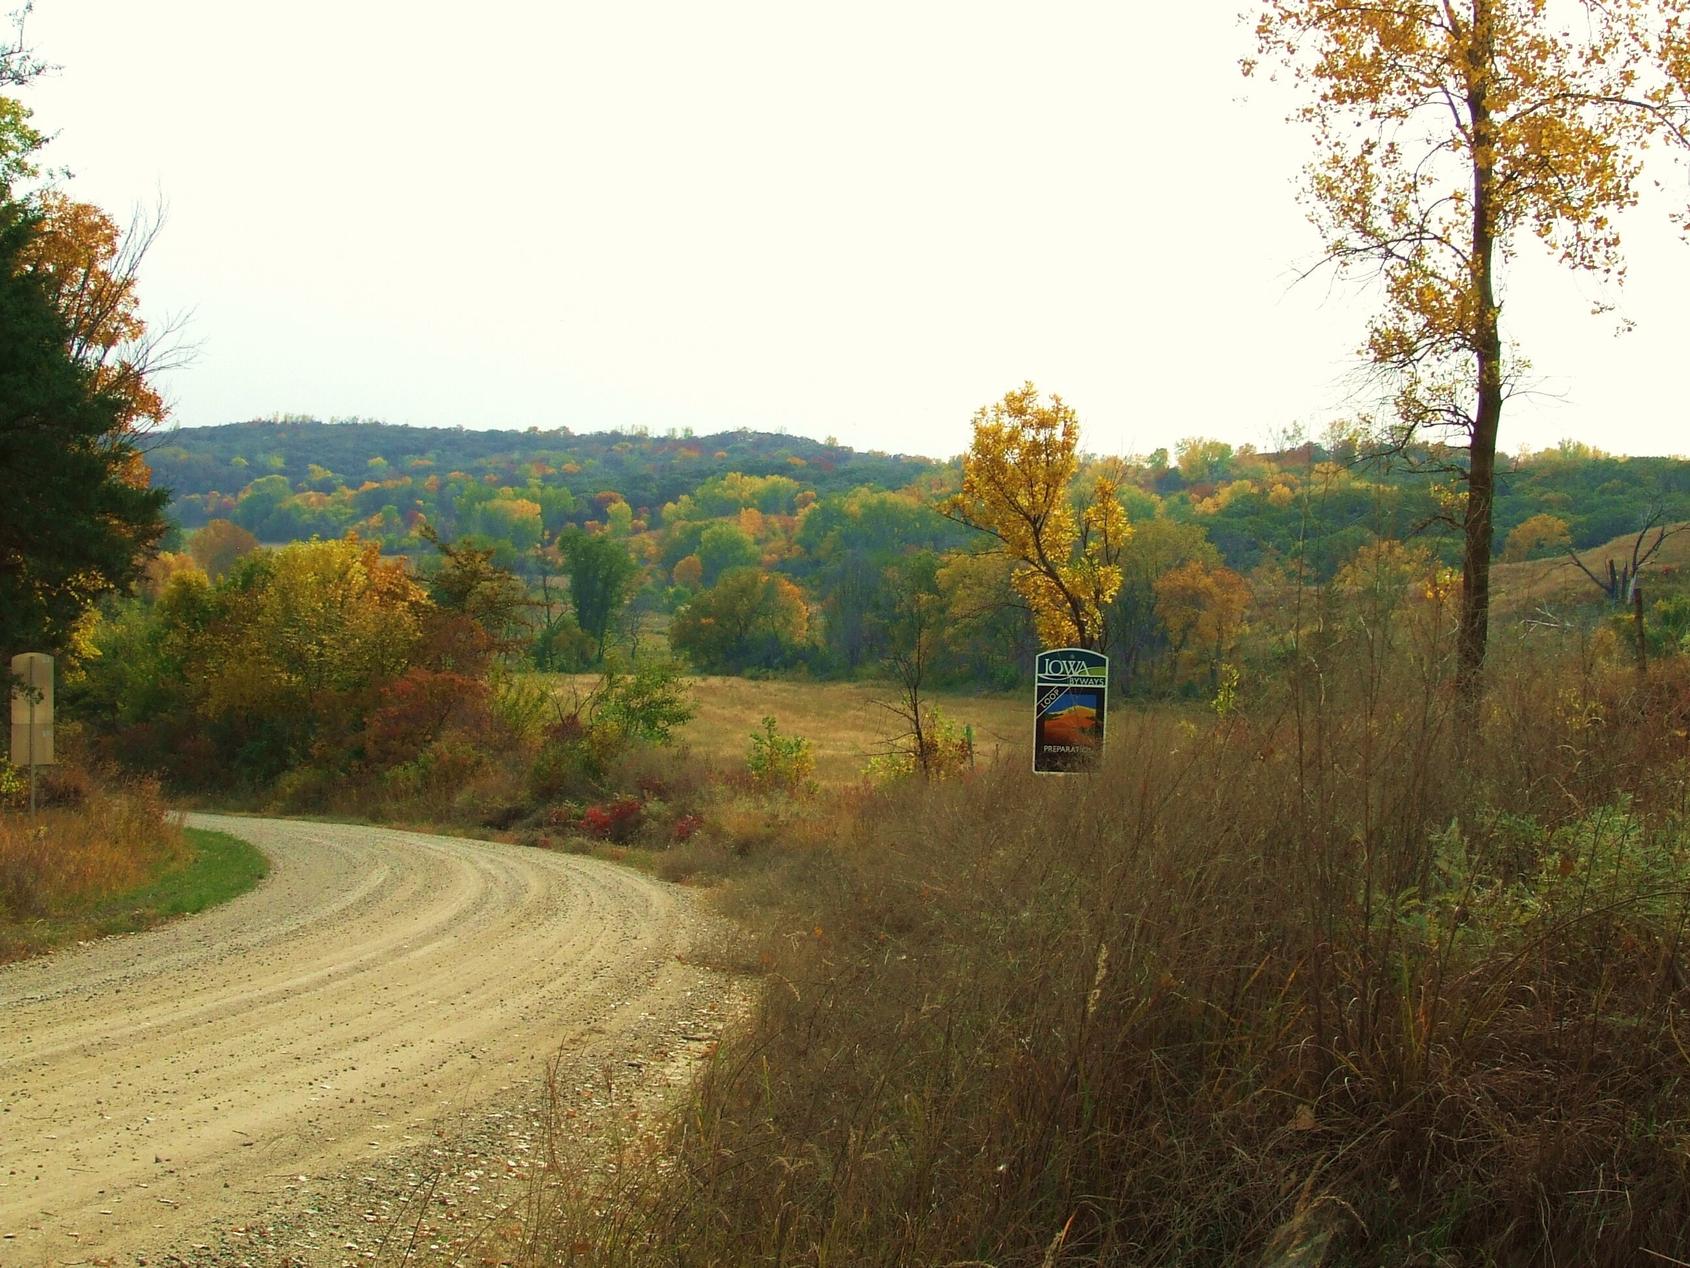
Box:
[945,383,1130,651]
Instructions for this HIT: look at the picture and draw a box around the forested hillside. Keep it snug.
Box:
[149,418,937,536]
[142,418,1690,691]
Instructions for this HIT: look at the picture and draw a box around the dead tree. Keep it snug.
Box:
[875,586,939,780]
[1566,508,1685,607]
[1565,509,1685,678]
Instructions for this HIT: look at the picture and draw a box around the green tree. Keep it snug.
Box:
[560,528,638,663]
[669,567,809,672]
[467,495,543,551]
[0,50,169,661]
[795,488,961,673]
[232,474,294,538]
[697,521,759,584]
[594,660,696,746]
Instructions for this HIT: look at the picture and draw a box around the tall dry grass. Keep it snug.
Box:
[0,769,185,941]
[522,620,1690,1265]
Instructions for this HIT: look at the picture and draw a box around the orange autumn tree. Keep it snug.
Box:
[1153,560,1251,687]
[21,192,174,439]
[1501,512,1571,563]
[1251,0,1690,701]
[943,383,1129,651]
[187,518,260,580]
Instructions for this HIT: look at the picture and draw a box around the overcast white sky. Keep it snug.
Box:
[15,1,1690,459]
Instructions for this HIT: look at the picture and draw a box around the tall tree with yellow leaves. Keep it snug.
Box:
[943,383,1129,652]
[1251,1,1690,700]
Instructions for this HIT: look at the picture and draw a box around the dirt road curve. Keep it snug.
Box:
[0,814,733,1265]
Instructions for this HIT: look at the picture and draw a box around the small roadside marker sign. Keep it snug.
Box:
[1033,647,1107,774]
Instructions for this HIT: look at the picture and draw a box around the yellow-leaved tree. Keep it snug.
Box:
[942,383,1129,651]
[1251,1,1690,700]
[1153,560,1251,688]
[1501,512,1572,563]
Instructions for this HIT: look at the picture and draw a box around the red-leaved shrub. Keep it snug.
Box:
[363,669,490,771]
[580,797,643,842]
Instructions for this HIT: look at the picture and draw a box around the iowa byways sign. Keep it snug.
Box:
[1033,647,1106,774]
[10,652,53,769]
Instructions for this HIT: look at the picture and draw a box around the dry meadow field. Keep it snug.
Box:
[539,673,1027,783]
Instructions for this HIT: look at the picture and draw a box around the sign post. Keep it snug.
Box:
[10,653,55,813]
[1033,647,1107,774]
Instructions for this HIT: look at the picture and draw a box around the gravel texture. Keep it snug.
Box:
[0,814,741,1266]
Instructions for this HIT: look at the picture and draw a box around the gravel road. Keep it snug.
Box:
[0,814,740,1266]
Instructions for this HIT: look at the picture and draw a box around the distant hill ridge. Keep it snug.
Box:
[148,419,1690,585]
[148,418,941,512]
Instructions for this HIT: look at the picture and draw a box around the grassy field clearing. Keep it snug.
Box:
[536,673,1027,783]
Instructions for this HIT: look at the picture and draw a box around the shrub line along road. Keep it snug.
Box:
[0,814,732,1264]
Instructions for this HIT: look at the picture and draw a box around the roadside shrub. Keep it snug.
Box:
[580,797,643,842]
[270,764,341,813]
[377,736,488,815]
[529,663,696,803]
[746,715,815,796]
[620,744,715,811]
[862,707,975,784]
[528,716,599,802]
[362,668,492,771]
[544,802,583,830]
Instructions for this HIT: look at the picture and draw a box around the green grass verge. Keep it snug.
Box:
[0,827,269,964]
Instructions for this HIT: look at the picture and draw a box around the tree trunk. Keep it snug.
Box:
[1457,388,1499,703]
[1457,7,1501,709]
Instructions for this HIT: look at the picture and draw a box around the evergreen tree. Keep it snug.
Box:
[0,203,168,656]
